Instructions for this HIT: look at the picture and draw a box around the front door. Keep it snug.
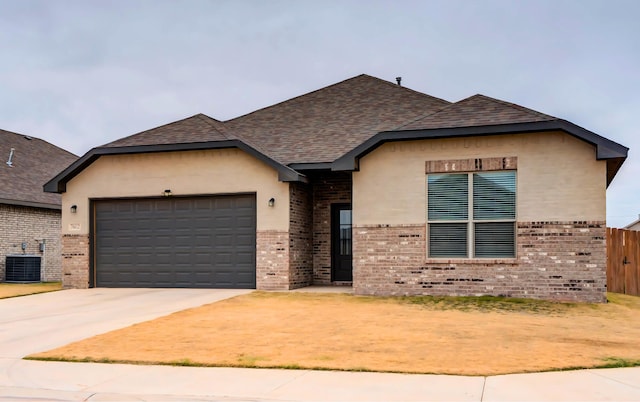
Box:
[331,204,352,282]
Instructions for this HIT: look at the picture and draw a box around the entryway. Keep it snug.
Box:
[331,203,352,282]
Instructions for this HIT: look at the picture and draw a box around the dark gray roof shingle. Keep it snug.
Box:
[104,114,233,147]
[0,129,77,208]
[398,94,557,131]
[102,75,451,165]
[226,74,451,164]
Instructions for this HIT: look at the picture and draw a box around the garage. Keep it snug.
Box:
[92,194,256,288]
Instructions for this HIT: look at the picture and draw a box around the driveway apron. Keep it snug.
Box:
[0,288,250,358]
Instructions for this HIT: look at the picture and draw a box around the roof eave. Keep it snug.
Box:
[0,198,61,210]
[288,162,334,171]
[332,120,628,187]
[44,140,307,194]
[624,220,640,229]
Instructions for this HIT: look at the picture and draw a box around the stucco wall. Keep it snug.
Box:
[62,148,290,234]
[353,131,606,225]
[0,204,62,282]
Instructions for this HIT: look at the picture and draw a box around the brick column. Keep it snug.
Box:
[61,234,90,289]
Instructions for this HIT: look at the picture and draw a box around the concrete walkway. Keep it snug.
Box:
[0,289,639,401]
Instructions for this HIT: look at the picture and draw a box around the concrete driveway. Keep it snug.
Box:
[0,288,250,358]
[0,289,639,401]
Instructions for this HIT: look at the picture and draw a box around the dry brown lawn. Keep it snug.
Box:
[29,291,640,376]
[0,282,62,299]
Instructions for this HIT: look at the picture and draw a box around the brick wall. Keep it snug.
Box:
[353,221,606,302]
[0,204,62,282]
[289,182,313,288]
[310,172,352,284]
[256,230,290,290]
[61,234,89,288]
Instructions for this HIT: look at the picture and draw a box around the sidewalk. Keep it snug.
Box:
[0,358,639,401]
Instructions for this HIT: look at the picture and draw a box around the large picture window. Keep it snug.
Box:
[427,171,516,258]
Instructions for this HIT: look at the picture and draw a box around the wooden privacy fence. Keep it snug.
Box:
[607,227,640,296]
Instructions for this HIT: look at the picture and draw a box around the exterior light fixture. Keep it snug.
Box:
[268,198,275,207]
[70,205,77,213]
[163,189,172,197]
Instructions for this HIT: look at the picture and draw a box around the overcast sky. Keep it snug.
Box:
[0,0,638,227]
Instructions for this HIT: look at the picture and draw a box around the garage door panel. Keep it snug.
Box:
[236,215,254,226]
[234,196,254,207]
[213,215,233,226]
[115,203,134,213]
[236,233,255,246]
[194,235,212,247]
[94,194,256,288]
[235,251,255,263]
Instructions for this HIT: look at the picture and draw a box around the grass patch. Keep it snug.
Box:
[399,294,576,314]
[28,291,640,376]
[0,282,62,299]
[598,357,640,369]
[237,354,268,365]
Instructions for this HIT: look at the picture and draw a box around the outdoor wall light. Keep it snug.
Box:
[70,205,77,213]
[163,189,172,197]
[268,197,275,207]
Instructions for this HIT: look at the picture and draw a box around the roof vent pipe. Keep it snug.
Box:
[6,148,15,167]
[396,77,402,86]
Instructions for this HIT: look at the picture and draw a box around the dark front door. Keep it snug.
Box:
[331,204,352,282]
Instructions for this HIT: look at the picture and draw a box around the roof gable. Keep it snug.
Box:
[399,94,557,131]
[0,129,77,208]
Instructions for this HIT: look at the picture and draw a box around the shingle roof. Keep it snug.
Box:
[101,75,451,165]
[398,94,557,131]
[104,114,233,147]
[226,74,451,164]
[46,73,628,192]
[0,129,77,208]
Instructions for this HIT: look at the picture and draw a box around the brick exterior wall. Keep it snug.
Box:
[0,204,62,282]
[289,182,313,288]
[256,230,290,290]
[353,221,607,302]
[310,172,352,284]
[61,234,90,288]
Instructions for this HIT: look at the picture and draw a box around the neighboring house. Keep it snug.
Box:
[624,215,640,231]
[45,74,628,302]
[1,129,77,282]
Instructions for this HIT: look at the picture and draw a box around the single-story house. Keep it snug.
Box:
[1,129,77,282]
[45,74,628,302]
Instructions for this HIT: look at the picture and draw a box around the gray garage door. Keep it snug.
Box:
[93,194,256,288]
